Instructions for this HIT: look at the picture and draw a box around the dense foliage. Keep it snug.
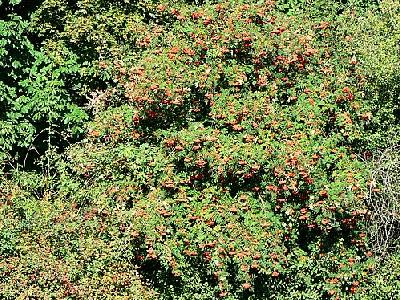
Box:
[0,2,87,170]
[1,0,399,299]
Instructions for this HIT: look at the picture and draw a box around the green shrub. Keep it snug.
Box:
[359,252,400,299]
[339,0,400,150]
[275,0,378,17]
[2,0,397,299]
[0,11,87,170]
[48,1,374,298]
[0,175,158,299]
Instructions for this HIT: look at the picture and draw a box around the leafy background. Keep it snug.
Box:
[1,0,399,299]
